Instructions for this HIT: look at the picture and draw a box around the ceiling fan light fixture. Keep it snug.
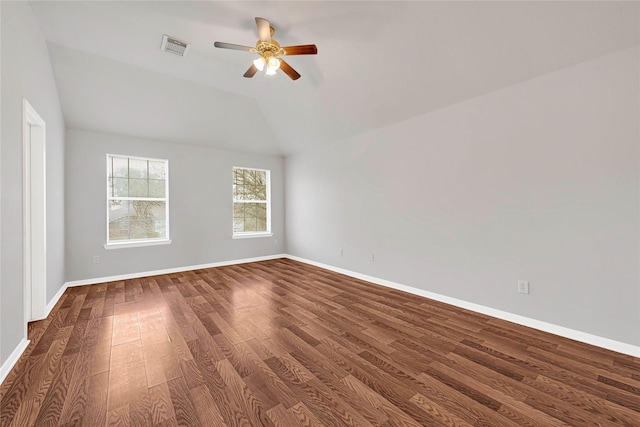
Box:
[261,55,281,76]
[253,56,266,71]
[268,57,281,71]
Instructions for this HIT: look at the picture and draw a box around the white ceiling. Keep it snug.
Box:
[30,1,639,156]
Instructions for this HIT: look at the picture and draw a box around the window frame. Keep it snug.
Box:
[232,166,272,239]
[104,153,171,249]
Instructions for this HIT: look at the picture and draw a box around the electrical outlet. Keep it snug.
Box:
[339,248,343,256]
[274,238,278,246]
[518,280,529,294]
[93,256,100,264]
[370,254,375,262]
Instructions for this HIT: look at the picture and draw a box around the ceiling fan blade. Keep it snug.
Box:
[279,59,301,81]
[214,42,253,52]
[243,64,259,78]
[255,17,271,43]
[282,44,318,56]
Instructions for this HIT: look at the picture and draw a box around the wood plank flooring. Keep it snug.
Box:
[1,258,639,426]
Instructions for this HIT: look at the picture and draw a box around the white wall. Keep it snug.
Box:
[286,46,640,347]
[1,2,66,364]
[65,129,285,282]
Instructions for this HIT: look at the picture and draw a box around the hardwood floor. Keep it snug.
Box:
[1,258,639,426]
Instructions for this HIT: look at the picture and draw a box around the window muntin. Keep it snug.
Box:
[107,154,169,243]
[233,167,270,235]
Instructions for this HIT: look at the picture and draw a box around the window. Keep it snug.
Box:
[233,167,271,237]
[106,154,169,248]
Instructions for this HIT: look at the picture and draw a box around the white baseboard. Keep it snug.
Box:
[27,253,640,360]
[285,255,640,358]
[44,279,71,319]
[0,338,30,385]
[63,253,287,288]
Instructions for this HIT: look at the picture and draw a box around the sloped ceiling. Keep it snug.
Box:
[30,1,639,156]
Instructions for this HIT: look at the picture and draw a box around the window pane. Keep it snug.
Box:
[235,185,245,200]
[233,170,267,201]
[244,170,254,185]
[109,200,166,241]
[129,159,148,179]
[112,157,129,178]
[149,179,165,198]
[233,203,244,219]
[233,203,267,232]
[244,217,257,232]
[244,203,256,218]
[245,185,257,200]
[129,178,148,197]
[130,200,166,239]
[108,200,131,241]
[256,203,267,221]
[111,177,129,197]
[149,161,165,180]
[152,202,167,238]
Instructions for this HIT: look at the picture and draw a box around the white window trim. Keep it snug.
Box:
[232,232,273,239]
[232,166,272,237]
[106,154,170,246]
[104,238,172,250]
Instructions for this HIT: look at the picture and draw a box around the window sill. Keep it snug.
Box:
[232,232,273,239]
[104,239,172,250]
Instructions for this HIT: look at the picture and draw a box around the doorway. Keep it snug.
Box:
[23,99,47,330]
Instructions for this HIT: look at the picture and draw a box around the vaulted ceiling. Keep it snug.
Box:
[30,1,639,156]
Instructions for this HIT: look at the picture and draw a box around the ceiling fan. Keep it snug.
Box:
[214,17,318,81]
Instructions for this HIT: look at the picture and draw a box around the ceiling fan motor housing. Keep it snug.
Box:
[256,39,283,58]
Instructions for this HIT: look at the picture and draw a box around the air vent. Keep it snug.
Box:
[161,35,190,57]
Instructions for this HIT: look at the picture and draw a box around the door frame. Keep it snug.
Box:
[23,99,47,331]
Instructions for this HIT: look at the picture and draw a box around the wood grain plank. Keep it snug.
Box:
[189,385,227,426]
[2,259,638,427]
[167,375,201,426]
[82,371,109,427]
[216,358,276,427]
[148,381,178,425]
[267,403,305,427]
